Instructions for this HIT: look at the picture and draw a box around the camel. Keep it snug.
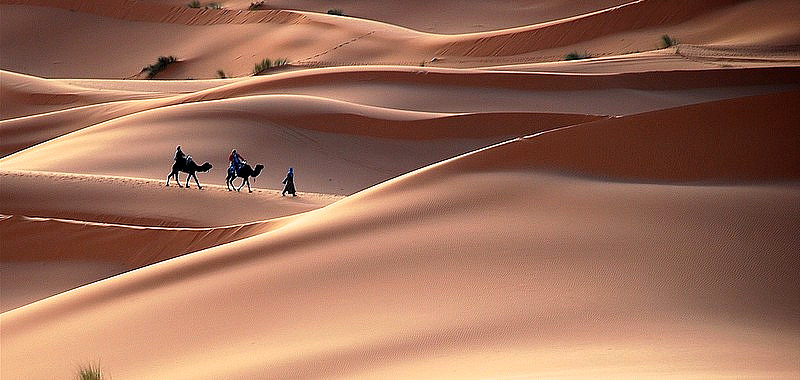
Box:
[225,163,264,193]
[166,158,213,189]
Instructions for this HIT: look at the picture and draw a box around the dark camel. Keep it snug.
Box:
[166,159,213,189]
[225,163,264,193]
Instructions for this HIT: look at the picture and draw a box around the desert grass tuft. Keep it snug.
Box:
[660,34,677,48]
[248,1,265,10]
[253,58,288,75]
[564,51,592,61]
[77,364,103,380]
[143,56,177,78]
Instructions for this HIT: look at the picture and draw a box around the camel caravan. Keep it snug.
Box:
[166,146,295,196]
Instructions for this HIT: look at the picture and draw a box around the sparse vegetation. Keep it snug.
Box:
[143,55,177,78]
[216,69,227,79]
[205,2,222,9]
[253,58,288,75]
[248,1,265,10]
[327,8,345,16]
[564,51,592,61]
[77,364,103,380]
[661,34,677,48]
[188,0,200,8]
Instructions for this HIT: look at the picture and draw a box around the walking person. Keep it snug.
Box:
[281,167,296,197]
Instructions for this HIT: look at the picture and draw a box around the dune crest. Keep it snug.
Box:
[0,0,309,25]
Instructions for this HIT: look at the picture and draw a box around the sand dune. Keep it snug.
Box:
[5,65,797,158]
[438,90,800,182]
[0,94,601,194]
[3,123,798,378]
[0,170,340,311]
[3,0,799,78]
[1,0,799,378]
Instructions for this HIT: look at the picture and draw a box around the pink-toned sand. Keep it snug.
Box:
[2,0,799,378]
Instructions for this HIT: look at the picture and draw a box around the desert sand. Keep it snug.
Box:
[1,0,799,378]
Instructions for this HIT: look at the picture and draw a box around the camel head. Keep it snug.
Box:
[252,164,265,177]
[198,162,213,172]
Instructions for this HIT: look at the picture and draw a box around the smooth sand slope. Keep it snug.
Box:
[0,170,341,311]
[2,90,799,378]
[1,0,799,378]
[3,65,798,162]
[3,0,799,78]
[0,92,604,194]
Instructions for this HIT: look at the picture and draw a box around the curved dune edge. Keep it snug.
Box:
[2,97,798,377]
[435,0,742,57]
[185,65,800,99]
[0,94,605,194]
[0,170,342,226]
[0,0,309,25]
[0,213,279,312]
[0,70,235,120]
[0,70,166,120]
[355,90,800,191]
[4,65,797,158]
[0,169,343,311]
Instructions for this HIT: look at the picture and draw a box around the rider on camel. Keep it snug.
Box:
[229,149,246,175]
[174,145,186,166]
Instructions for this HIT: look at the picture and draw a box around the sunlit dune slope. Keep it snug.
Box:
[0,70,239,120]
[0,170,338,227]
[3,66,797,160]
[0,94,601,194]
[2,89,798,377]
[0,170,341,311]
[0,71,162,120]
[144,0,634,34]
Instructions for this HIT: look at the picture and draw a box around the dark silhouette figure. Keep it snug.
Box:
[281,167,296,197]
[174,145,186,166]
[166,156,213,189]
[225,163,264,193]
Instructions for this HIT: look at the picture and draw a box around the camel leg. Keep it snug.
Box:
[185,174,191,188]
[192,173,202,190]
[237,178,246,192]
[226,174,233,191]
[166,172,172,186]
[175,172,183,188]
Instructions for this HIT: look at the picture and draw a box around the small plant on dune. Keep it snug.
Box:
[77,364,103,380]
[253,58,288,75]
[205,2,222,9]
[564,51,592,61]
[253,58,272,74]
[216,69,227,79]
[143,55,177,79]
[187,0,200,8]
[248,1,265,10]
[660,34,677,48]
[327,8,345,16]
